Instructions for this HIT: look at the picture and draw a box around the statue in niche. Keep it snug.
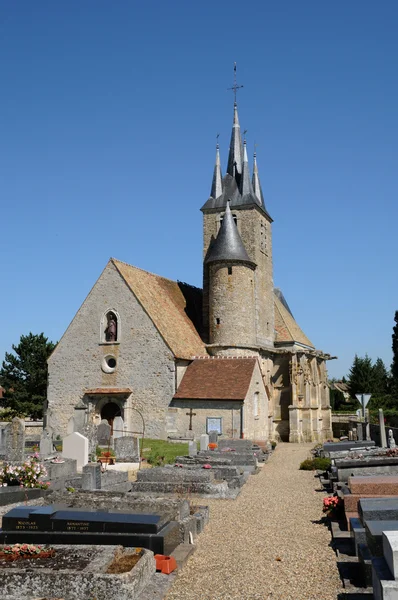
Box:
[389,429,396,449]
[105,313,117,342]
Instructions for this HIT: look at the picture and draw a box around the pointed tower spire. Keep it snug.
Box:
[240,140,255,198]
[226,103,243,178]
[210,143,223,199]
[252,151,265,206]
[205,201,255,266]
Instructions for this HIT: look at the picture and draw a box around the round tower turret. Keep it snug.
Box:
[205,201,257,348]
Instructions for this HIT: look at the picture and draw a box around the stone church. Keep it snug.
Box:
[47,100,333,444]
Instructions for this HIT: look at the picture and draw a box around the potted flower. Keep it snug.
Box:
[322,496,343,520]
[99,450,116,465]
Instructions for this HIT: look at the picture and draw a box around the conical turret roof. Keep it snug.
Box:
[205,201,256,267]
[226,103,243,178]
[252,151,265,207]
[202,103,272,221]
[210,144,223,199]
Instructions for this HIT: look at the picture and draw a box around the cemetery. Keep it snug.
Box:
[0,417,272,599]
[6,405,398,599]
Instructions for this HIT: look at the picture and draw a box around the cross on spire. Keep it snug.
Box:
[227,62,243,104]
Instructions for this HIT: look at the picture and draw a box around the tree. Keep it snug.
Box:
[392,311,398,393]
[347,354,375,398]
[372,357,390,397]
[0,333,56,419]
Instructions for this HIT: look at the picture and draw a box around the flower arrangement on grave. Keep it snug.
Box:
[0,454,50,489]
[322,495,343,517]
[0,544,55,561]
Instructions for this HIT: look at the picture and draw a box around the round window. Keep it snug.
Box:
[101,355,117,373]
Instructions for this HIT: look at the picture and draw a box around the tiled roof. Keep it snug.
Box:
[112,259,207,360]
[274,294,314,348]
[173,357,257,400]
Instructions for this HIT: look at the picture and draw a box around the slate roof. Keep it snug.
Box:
[173,357,257,400]
[112,259,207,360]
[205,201,255,266]
[201,102,272,220]
[274,292,314,348]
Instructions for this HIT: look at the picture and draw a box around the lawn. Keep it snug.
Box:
[140,438,190,466]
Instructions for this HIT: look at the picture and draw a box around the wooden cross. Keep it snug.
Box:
[186,407,196,431]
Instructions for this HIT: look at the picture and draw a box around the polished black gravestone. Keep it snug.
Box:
[0,505,180,554]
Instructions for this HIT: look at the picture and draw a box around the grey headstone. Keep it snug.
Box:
[72,401,87,433]
[113,416,124,439]
[208,431,218,444]
[40,428,54,457]
[188,441,197,457]
[218,439,253,452]
[114,436,139,462]
[5,418,25,462]
[82,463,102,490]
[97,419,111,446]
[200,434,209,452]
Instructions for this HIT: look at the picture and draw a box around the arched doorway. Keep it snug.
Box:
[101,402,121,435]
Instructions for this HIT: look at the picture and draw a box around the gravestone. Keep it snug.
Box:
[200,434,209,452]
[114,436,139,462]
[0,505,180,554]
[40,428,54,457]
[113,416,124,439]
[82,463,102,490]
[73,399,87,433]
[5,417,25,462]
[188,440,197,457]
[62,432,88,470]
[209,431,218,444]
[97,419,111,446]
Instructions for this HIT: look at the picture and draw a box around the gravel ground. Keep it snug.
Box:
[166,443,342,600]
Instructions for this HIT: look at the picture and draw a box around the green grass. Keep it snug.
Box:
[140,438,190,466]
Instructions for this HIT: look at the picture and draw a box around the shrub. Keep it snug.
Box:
[299,457,331,471]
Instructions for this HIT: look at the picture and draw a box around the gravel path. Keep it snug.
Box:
[166,443,342,600]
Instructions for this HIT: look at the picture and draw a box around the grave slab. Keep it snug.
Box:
[372,556,397,600]
[365,520,398,556]
[360,498,398,522]
[350,476,398,495]
[383,530,398,580]
[0,545,155,600]
[0,505,180,555]
[136,467,213,483]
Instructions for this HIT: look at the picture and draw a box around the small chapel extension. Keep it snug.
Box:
[47,96,333,444]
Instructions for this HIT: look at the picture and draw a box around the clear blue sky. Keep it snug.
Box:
[1,1,397,379]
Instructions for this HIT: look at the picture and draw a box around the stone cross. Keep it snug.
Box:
[186,408,196,431]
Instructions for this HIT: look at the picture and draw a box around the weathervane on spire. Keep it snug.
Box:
[227,62,243,104]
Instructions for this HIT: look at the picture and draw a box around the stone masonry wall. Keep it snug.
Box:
[47,261,175,440]
[208,263,256,347]
[170,361,268,441]
[203,206,274,349]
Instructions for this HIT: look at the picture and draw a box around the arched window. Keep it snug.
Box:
[100,310,120,343]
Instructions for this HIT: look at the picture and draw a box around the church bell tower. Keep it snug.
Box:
[201,94,275,351]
